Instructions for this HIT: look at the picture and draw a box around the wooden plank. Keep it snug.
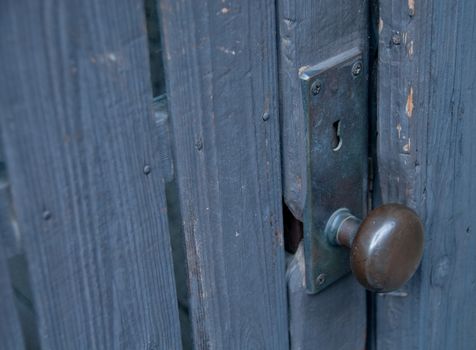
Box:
[287,244,366,350]
[276,0,368,347]
[0,1,182,349]
[0,245,25,350]
[375,0,476,348]
[0,163,19,258]
[158,0,289,348]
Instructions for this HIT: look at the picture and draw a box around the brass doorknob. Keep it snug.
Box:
[326,203,424,292]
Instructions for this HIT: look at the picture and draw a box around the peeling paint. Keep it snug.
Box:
[408,0,415,16]
[218,46,236,55]
[403,138,411,153]
[406,87,414,117]
[298,65,311,75]
[407,40,414,58]
[397,123,402,139]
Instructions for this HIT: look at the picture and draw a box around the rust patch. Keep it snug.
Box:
[406,87,414,117]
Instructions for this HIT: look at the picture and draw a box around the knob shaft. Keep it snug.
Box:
[326,203,424,292]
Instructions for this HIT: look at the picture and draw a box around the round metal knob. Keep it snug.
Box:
[326,203,424,292]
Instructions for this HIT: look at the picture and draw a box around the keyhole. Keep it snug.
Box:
[332,120,342,151]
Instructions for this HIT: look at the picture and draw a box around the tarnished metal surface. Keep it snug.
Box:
[300,48,368,293]
[326,204,424,292]
[350,204,424,292]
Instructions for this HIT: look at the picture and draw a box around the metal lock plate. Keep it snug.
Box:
[300,48,368,294]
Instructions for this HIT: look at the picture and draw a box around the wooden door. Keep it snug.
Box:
[279,0,476,349]
[373,0,476,349]
[0,0,288,349]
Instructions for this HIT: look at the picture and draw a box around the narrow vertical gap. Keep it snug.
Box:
[0,140,41,350]
[7,254,41,350]
[145,0,166,98]
[272,0,296,346]
[144,1,193,348]
[367,0,380,348]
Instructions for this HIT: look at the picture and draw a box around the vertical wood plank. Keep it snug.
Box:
[0,161,19,258]
[375,0,476,348]
[159,0,289,348]
[276,0,368,348]
[0,1,182,349]
[0,245,25,350]
[287,245,366,350]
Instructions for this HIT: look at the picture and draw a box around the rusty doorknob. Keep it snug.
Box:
[326,203,424,292]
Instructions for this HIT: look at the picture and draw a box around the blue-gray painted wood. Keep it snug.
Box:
[287,244,366,350]
[0,164,19,259]
[277,0,368,348]
[0,1,182,349]
[158,0,289,348]
[375,0,476,349]
[0,245,25,350]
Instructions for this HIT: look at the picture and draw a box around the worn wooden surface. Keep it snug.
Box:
[277,0,368,348]
[0,1,182,349]
[0,159,19,259]
[287,244,366,350]
[375,0,476,348]
[0,245,24,350]
[159,0,288,348]
[278,0,370,221]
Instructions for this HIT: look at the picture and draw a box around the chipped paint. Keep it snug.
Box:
[397,123,402,139]
[403,138,411,153]
[218,46,236,55]
[107,53,117,62]
[407,40,414,58]
[402,32,408,45]
[379,18,384,34]
[298,65,311,75]
[406,87,414,117]
[408,0,415,15]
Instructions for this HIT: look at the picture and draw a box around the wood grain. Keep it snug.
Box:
[0,160,19,259]
[159,0,289,348]
[0,1,182,349]
[375,0,476,348]
[287,244,366,350]
[276,0,368,347]
[0,245,25,350]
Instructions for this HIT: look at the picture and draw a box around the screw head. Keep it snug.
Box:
[42,210,52,221]
[311,80,321,96]
[316,273,327,286]
[143,165,151,175]
[352,61,363,77]
[195,138,203,151]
